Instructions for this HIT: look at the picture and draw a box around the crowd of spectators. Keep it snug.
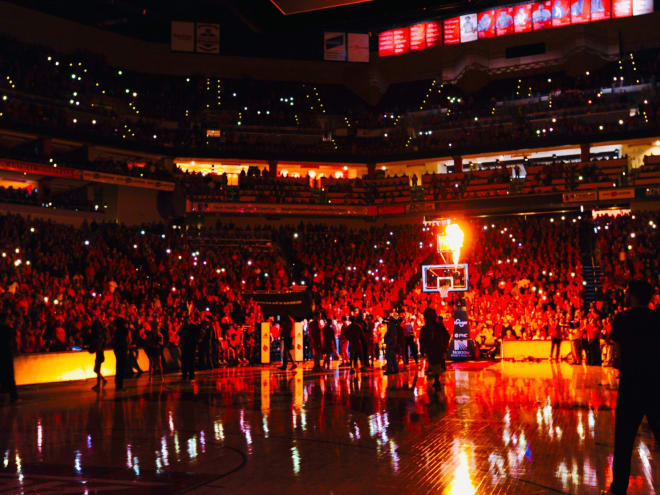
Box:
[1,211,658,371]
[0,215,290,360]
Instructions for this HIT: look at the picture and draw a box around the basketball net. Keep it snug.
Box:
[439,286,450,299]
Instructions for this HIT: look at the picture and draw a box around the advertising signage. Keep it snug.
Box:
[378,0,650,56]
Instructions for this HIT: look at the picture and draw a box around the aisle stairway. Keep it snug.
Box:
[582,265,603,305]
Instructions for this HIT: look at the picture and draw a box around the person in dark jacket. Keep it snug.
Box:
[279,313,296,370]
[603,280,660,495]
[344,315,364,373]
[308,312,323,372]
[180,311,201,381]
[113,317,129,390]
[0,313,18,402]
[322,316,336,370]
[419,308,450,391]
[384,312,400,375]
[90,315,107,391]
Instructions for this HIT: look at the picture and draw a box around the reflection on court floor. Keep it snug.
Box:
[0,361,657,494]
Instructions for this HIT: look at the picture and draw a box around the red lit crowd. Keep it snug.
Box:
[1,212,657,367]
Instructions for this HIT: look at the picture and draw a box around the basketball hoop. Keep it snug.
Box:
[439,286,450,299]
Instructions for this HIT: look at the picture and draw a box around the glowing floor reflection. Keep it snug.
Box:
[0,361,657,494]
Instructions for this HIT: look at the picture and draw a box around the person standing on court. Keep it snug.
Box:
[322,315,335,370]
[383,312,399,375]
[344,315,364,373]
[308,312,323,372]
[548,316,562,361]
[0,312,18,403]
[113,317,129,390]
[419,308,450,391]
[181,311,200,381]
[90,314,107,391]
[602,280,660,495]
[278,313,296,370]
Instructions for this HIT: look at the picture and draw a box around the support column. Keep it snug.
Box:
[268,159,278,177]
[367,162,376,179]
[580,143,591,163]
[39,137,52,157]
[453,155,463,173]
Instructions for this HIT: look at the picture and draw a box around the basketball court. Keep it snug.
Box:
[1,361,657,494]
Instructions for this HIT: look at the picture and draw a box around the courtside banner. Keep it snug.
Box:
[598,188,634,200]
[562,191,597,202]
[244,290,313,320]
[0,159,82,179]
[188,202,371,216]
[82,171,175,191]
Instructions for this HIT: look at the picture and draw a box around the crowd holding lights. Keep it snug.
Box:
[1,36,659,156]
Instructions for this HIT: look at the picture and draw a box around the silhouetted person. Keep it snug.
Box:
[279,314,296,370]
[90,316,107,391]
[420,308,450,391]
[322,318,335,370]
[113,317,129,390]
[308,313,323,372]
[603,280,660,495]
[0,313,18,402]
[181,312,200,381]
[344,316,364,373]
[384,312,400,375]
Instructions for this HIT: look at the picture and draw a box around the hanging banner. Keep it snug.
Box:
[425,21,442,47]
[533,1,553,29]
[460,14,478,42]
[324,32,347,61]
[444,17,461,45]
[495,7,516,35]
[478,10,496,38]
[552,0,572,25]
[590,0,612,19]
[171,21,195,52]
[196,23,220,53]
[514,3,534,32]
[347,33,370,62]
[598,188,634,200]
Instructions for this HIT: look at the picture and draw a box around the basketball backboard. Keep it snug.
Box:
[421,264,469,292]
